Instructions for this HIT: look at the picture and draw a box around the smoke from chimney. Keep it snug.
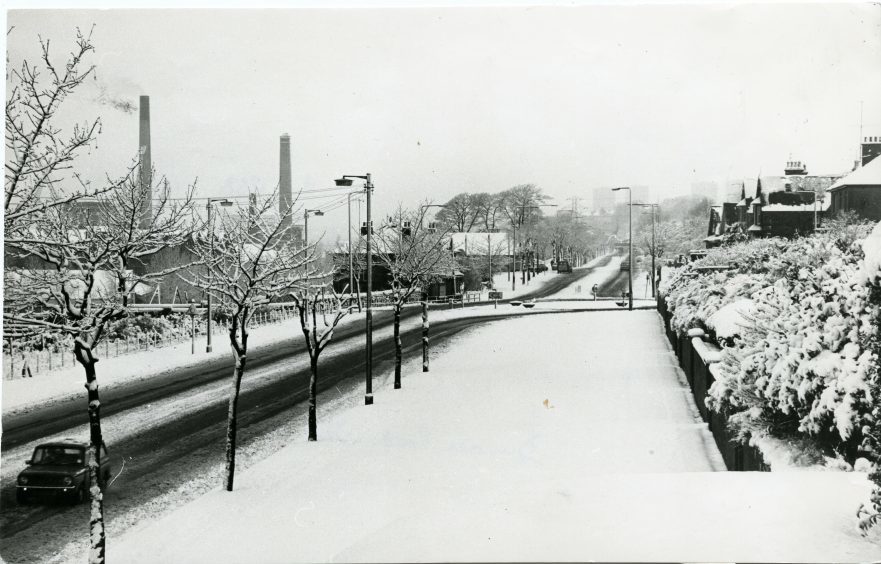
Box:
[139,95,152,227]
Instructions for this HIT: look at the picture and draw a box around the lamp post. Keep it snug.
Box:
[206,198,234,352]
[336,174,374,405]
[612,187,632,310]
[303,209,324,249]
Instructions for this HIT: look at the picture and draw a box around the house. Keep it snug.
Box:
[827,155,881,221]
[705,161,842,246]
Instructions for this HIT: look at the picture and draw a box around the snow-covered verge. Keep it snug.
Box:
[0,311,368,417]
[105,311,880,563]
[659,220,881,532]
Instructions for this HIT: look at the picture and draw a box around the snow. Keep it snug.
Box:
[487,268,554,299]
[859,221,881,286]
[762,199,831,212]
[706,298,756,339]
[0,312,367,416]
[828,155,881,191]
[692,338,722,364]
[107,311,880,563]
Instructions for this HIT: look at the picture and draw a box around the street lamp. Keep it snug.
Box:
[336,174,375,406]
[303,209,324,248]
[631,202,659,298]
[612,187,632,311]
[206,197,234,352]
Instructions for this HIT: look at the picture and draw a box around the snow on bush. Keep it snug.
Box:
[860,221,881,286]
[661,221,881,532]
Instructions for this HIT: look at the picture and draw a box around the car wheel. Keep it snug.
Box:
[70,484,85,505]
[16,489,29,505]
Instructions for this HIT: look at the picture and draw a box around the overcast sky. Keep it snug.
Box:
[6,4,881,239]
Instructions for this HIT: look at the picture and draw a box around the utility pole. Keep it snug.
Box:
[348,192,354,308]
[365,175,374,404]
[335,174,374,405]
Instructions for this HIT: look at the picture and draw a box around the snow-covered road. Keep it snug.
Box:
[106,311,881,563]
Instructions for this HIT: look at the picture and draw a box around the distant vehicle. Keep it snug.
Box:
[550,260,558,271]
[557,260,572,273]
[536,263,548,273]
[16,439,111,505]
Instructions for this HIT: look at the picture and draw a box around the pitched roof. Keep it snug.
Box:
[828,157,881,191]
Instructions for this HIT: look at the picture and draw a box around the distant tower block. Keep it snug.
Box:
[138,95,152,227]
[279,134,292,227]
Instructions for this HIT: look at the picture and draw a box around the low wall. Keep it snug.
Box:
[657,294,768,472]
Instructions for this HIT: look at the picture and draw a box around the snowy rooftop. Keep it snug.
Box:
[829,156,881,191]
[450,232,510,255]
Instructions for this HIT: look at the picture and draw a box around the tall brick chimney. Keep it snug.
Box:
[279,134,292,227]
[138,95,152,227]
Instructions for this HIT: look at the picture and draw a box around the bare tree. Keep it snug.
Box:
[3,169,197,563]
[5,27,129,240]
[94,170,201,305]
[500,184,546,281]
[291,285,352,441]
[179,191,310,491]
[472,192,505,232]
[436,192,479,232]
[374,205,456,389]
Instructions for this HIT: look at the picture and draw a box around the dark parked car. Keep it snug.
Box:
[557,259,572,273]
[16,439,111,504]
[536,263,548,272]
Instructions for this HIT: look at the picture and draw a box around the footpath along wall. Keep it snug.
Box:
[656,294,767,472]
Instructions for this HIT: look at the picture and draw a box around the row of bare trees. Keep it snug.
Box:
[5,28,462,564]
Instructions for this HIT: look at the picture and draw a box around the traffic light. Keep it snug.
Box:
[361,221,374,236]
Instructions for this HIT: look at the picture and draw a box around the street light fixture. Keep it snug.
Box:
[611,187,633,311]
[335,174,375,406]
[303,209,324,248]
[206,198,234,353]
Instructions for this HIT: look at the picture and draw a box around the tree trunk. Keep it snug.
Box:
[393,304,402,389]
[355,276,362,313]
[422,294,429,373]
[225,331,247,492]
[308,354,318,441]
[74,341,106,564]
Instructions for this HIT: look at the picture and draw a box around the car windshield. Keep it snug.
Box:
[31,446,84,466]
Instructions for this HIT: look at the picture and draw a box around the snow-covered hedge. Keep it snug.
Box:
[660,221,881,532]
